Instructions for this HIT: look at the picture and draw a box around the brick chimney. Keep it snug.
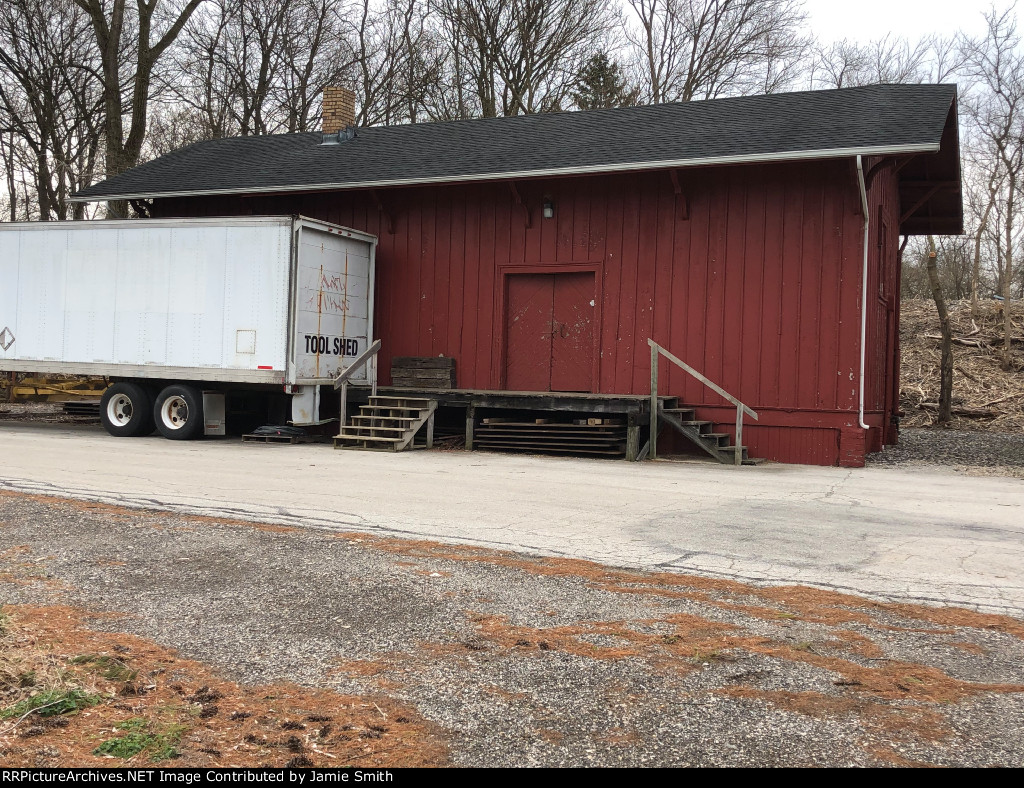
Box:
[322,86,356,134]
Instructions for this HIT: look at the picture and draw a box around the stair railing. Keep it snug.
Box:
[648,338,758,465]
[333,339,382,429]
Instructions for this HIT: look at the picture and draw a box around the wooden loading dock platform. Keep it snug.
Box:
[345,388,670,461]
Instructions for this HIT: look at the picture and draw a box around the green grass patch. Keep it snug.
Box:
[1,687,103,719]
[70,654,138,683]
[94,718,185,761]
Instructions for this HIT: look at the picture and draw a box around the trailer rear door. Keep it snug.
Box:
[289,218,377,386]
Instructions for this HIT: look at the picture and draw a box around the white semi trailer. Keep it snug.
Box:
[0,216,377,439]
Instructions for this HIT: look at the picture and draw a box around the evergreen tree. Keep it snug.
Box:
[571,53,638,110]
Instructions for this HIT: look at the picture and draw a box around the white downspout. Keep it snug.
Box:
[855,155,870,430]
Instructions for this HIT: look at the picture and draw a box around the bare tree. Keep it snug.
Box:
[348,0,425,125]
[625,0,808,104]
[73,0,206,217]
[963,138,1004,315]
[0,127,21,220]
[809,33,963,89]
[225,0,288,136]
[0,0,104,220]
[375,0,445,124]
[925,238,954,424]
[163,0,235,140]
[280,0,356,132]
[965,5,1024,370]
[433,0,612,117]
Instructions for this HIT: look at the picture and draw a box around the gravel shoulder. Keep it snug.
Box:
[2,490,1023,767]
[867,427,1024,479]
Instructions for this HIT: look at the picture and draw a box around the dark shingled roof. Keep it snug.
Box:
[73,84,959,209]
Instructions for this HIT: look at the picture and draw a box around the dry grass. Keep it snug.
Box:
[900,298,1024,430]
[0,605,447,768]
[329,532,1024,641]
[718,687,949,749]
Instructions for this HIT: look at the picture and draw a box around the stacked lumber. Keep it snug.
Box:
[391,356,456,390]
[475,417,627,457]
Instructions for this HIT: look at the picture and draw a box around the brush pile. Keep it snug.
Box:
[899,298,1024,431]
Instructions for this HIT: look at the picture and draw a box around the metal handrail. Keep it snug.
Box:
[333,338,381,429]
[648,338,758,465]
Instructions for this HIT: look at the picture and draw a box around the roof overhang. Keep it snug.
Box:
[896,101,963,235]
[68,142,940,204]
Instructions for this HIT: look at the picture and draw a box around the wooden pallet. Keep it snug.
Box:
[391,357,456,389]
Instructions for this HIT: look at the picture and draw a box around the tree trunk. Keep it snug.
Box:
[926,238,953,425]
[972,173,999,317]
[74,0,203,218]
[1004,173,1016,370]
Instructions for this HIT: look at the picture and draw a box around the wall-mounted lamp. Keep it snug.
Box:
[542,199,554,219]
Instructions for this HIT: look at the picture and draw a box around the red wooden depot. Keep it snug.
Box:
[78,85,963,467]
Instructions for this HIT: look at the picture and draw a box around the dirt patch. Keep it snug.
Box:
[0,605,447,768]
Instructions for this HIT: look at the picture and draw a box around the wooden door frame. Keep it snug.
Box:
[495,261,604,393]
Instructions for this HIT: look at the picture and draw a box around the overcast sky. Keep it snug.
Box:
[803,0,993,43]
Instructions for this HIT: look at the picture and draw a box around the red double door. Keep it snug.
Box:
[505,271,595,393]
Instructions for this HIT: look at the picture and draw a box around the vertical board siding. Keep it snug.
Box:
[157,157,897,465]
[744,426,840,466]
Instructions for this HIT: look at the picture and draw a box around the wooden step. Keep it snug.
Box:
[658,404,760,465]
[333,435,405,444]
[368,396,433,406]
[336,397,437,453]
[349,414,419,423]
[336,426,409,435]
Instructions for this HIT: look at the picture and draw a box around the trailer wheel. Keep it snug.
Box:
[153,385,204,440]
[100,382,155,437]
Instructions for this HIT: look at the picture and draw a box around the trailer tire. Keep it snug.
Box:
[153,385,204,440]
[100,382,155,437]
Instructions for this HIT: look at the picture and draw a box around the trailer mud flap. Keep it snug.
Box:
[203,391,226,436]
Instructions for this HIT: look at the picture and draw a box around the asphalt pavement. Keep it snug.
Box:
[1,420,1022,614]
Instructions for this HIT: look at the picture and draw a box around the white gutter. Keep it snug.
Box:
[68,142,937,203]
[855,155,870,431]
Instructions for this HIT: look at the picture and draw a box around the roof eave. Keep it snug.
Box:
[69,142,941,203]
